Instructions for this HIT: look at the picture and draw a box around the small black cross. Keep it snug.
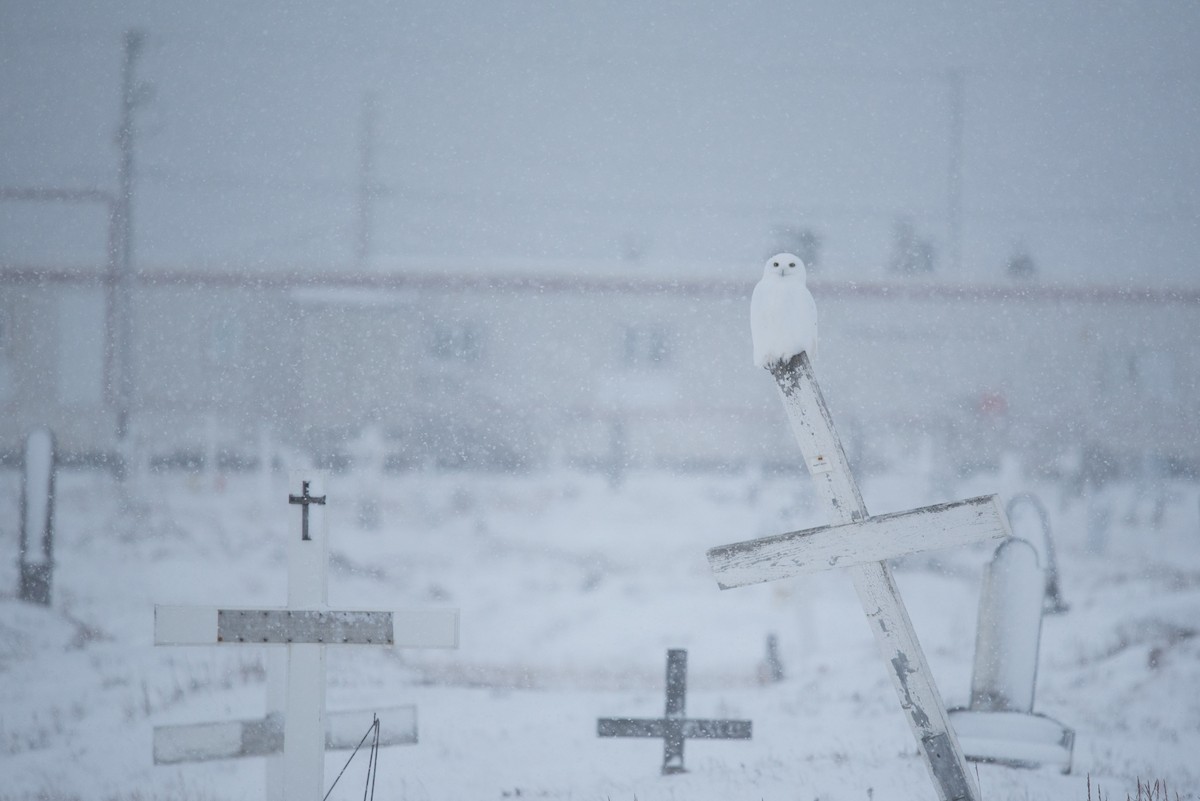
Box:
[598,649,752,774]
[288,480,326,541]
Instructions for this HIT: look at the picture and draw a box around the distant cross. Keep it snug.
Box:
[598,649,751,774]
[155,471,459,801]
[289,479,326,541]
[707,353,1012,801]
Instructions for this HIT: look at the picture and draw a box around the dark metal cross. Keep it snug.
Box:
[288,480,326,541]
[598,649,751,774]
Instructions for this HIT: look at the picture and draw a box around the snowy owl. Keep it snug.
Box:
[750,252,818,368]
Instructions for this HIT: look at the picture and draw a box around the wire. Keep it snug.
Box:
[324,714,381,801]
[365,713,381,801]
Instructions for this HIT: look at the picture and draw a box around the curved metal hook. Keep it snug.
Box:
[1005,492,1069,615]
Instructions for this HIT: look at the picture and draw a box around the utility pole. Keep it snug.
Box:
[114,28,148,448]
[946,68,965,275]
[354,92,379,267]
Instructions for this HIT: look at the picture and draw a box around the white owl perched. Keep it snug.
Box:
[750,252,818,368]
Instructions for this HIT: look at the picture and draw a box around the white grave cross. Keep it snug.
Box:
[155,471,459,801]
[707,353,1011,801]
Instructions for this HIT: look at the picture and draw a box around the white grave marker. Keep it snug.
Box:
[155,471,459,801]
[707,353,1011,801]
[948,538,1074,772]
[18,429,56,606]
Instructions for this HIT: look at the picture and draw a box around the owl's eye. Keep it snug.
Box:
[772,262,779,267]
[789,262,796,267]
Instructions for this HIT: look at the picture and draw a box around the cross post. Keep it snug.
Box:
[707,353,1011,801]
[284,471,329,800]
[663,648,687,772]
[598,649,752,774]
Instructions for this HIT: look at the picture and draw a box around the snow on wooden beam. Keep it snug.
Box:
[949,709,1074,773]
[707,494,1008,589]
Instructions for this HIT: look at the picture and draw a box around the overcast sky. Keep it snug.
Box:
[2,1,1198,284]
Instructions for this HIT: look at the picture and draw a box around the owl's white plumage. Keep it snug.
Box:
[750,252,818,368]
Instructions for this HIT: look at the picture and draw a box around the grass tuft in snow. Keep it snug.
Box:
[1087,774,1186,801]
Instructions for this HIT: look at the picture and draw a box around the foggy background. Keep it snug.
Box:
[4,1,1199,281]
[2,1,1199,478]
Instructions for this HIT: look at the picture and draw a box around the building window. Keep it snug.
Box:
[427,321,483,362]
[208,316,242,364]
[1130,351,1176,399]
[56,291,105,406]
[622,324,671,368]
[0,314,10,402]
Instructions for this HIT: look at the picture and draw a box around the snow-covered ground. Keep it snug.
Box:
[1,460,1197,800]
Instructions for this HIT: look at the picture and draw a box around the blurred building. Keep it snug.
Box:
[1,263,1196,482]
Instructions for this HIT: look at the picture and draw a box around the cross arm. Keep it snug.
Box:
[155,606,459,648]
[597,718,752,739]
[707,494,1010,590]
[680,719,752,739]
[153,707,418,764]
[154,714,282,764]
[598,718,668,738]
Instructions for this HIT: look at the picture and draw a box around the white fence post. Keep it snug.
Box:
[18,429,56,606]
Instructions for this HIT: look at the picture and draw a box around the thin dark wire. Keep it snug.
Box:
[364,714,381,801]
[324,717,378,801]
[361,722,371,801]
[371,715,381,801]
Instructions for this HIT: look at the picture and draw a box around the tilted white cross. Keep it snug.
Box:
[706,353,1011,801]
[155,471,459,801]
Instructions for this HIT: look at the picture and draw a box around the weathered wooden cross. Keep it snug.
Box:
[598,649,752,774]
[706,353,1011,801]
[154,471,459,801]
